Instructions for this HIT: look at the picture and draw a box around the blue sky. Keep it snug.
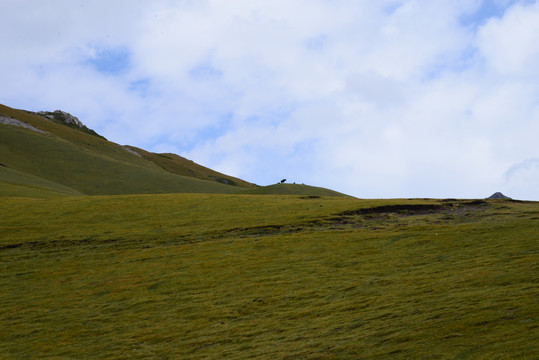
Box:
[84,47,131,74]
[1,0,538,199]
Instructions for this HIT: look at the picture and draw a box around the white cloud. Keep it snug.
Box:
[504,158,539,200]
[477,1,539,75]
[1,0,538,199]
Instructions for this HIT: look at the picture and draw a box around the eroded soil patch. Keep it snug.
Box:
[227,200,490,238]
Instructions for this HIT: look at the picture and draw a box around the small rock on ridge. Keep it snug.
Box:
[487,192,512,200]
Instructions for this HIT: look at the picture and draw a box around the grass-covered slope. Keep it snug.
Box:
[0,195,537,359]
[124,145,256,188]
[0,166,85,198]
[0,104,152,169]
[1,104,346,197]
[0,122,244,195]
[0,104,251,195]
[245,183,350,197]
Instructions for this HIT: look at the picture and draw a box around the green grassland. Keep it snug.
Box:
[1,194,537,359]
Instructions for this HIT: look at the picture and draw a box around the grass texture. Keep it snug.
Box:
[0,166,85,198]
[1,194,537,359]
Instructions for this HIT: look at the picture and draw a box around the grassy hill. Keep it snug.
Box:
[0,122,246,196]
[124,145,256,188]
[0,104,345,197]
[0,104,250,195]
[0,194,537,359]
[244,183,350,197]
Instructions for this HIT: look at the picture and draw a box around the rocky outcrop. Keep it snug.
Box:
[36,110,106,140]
[0,115,47,133]
[37,110,84,128]
[487,192,511,200]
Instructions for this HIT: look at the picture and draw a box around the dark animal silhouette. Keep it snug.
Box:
[280,179,286,184]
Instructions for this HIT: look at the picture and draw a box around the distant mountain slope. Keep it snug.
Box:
[0,121,247,196]
[0,103,349,197]
[0,104,248,196]
[124,146,255,188]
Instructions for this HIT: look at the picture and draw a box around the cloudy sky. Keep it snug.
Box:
[1,0,538,199]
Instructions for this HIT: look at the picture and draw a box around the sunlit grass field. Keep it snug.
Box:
[1,194,537,359]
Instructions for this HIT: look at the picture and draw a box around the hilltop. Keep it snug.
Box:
[0,103,347,198]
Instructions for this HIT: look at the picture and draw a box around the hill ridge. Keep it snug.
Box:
[0,103,348,198]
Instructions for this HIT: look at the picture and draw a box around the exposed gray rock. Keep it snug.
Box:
[123,146,142,157]
[37,110,84,128]
[487,192,512,200]
[0,115,47,134]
